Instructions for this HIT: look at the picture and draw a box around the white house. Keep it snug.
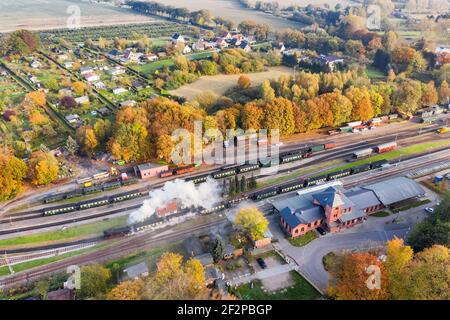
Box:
[120,100,137,108]
[63,61,74,69]
[192,40,206,51]
[182,45,192,55]
[93,81,106,90]
[84,72,100,82]
[75,96,90,105]
[65,114,81,124]
[172,33,185,44]
[143,53,159,62]
[109,67,126,76]
[80,66,94,75]
[29,60,41,69]
[113,87,128,95]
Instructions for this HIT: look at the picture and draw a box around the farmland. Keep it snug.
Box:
[170,65,294,100]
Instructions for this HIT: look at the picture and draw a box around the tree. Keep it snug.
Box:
[211,235,225,262]
[382,31,398,52]
[248,174,257,189]
[345,87,374,122]
[260,80,275,102]
[438,80,449,104]
[76,126,98,157]
[0,154,28,201]
[143,253,208,300]
[238,19,257,35]
[93,119,112,143]
[235,207,269,241]
[156,134,175,163]
[107,279,144,300]
[4,29,41,55]
[174,55,189,71]
[385,238,414,299]
[328,252,389,300]
[238,75,252,89]
[65,136,79,156]
[240,176,247,193]
[72,81,87,96]
[392,79,422,115]
[29,151,59,186]
[79,264,112,299]
[26,91,46,107]
[421,81,438,107]
[60,96,77,109]
[33,280,50,300]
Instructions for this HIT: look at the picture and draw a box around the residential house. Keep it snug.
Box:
[239,41,252,53]
[63,61,74,69]
[143,53,159,62]
[119,100,137,108]
[205,267,222,286]
[157,52,167,59]
[194,253,214,267]
[112,87,128,95]
[79,66,94,75]
[312,54,344,72]
[93,81,106,90]
[58,88,73,97]
[75,96,89,105]
[219,31,232,40]
[182,45,192,55]
[172,33,185,44]
[108,49,122,59]
[98,107,111,116]
[122,262,149,281]
[192,39,206,51]
[108,66,126,76]
[29,60,41,69]
[65,114,81,126]
[121,49,143,64]
[132,80,144,91]
[215,38,229,48]
[84,72,100,82]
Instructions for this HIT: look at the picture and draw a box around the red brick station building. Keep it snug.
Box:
[272,177,425,238]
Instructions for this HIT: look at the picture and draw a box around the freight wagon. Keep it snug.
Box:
[375,142,397,153]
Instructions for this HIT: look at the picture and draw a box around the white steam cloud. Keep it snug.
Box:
[128,178,223,224]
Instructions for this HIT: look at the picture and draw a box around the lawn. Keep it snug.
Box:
[370,211,391,217]
[0,243,109,277]
[230,271,321,300]
[365,66,386,80]
[391,199,431,213]
[0,216,128,248]
[320,140,450,176]
[133,59,174,75]
[288,231,318,247]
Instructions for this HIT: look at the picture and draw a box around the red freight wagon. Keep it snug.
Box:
[376,142,397,153]
[324,143,336,149]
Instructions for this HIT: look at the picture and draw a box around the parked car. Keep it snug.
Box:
[424,207,434,213]
[316,227,326,236]
[256,258,267,269]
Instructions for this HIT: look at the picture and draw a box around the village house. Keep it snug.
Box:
[58,88,73,97]
[29,60,41,69]
[239,41,252,53]
[142,53,159,62]
[65,114,81,127]
[312,54,344,71]
[79,66,94,75]
[192,39,206,51]
[119,100,137,108]
[273,177,425,237]
[215,37,229,48]
[132,80,144,91]
[75,96,89,105]
[182,45,192,55]
[121,49,143,64]
[93,81,106,90]
[63,61,73,69]
[84,72,100,82]
[134,163,169,179]
[171,33,185,44]
[107,49,122,59]
[122,262,149,281]
[112,87,128,95]
[108,66,126,76]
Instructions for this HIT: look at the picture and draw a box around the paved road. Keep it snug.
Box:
[270,187,440,291]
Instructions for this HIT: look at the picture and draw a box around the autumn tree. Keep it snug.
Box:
[93,119,112,144]
[76,126,99,157]
[260,80,275,102]
[238,75,252,89]
[28,151,59,186]
[107,279,144,300]
[60,96,77,109]
[0,154,28,201]
[392,79,423,115]
[261,97,295,135]
[65,136,79,156]
[438,80,449,104]
[4,29,41,55]
[345,87,374,122]
[421,81,438,107]
[143,253,208,300]
[328,252,389,300]
[72,81,87,96]
[235,207,269,241]
[79,264,112,299]
[156,134,175,163]
[241,102,263,131]
[26,91,46,107]
[385,237,414,299]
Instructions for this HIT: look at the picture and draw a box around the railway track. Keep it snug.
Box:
[0,217,229,288]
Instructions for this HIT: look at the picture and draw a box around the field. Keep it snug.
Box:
[230,271,321,300]
[170,66,294,100]
[0,0,155,33]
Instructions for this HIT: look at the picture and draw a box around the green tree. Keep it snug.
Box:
[240,176,247,193]
[65,136,79,156]
[234,207,269,241]
[260,80,275,102]
[79,264,112,299]
[211,235,225,262]
[33,279,50,300]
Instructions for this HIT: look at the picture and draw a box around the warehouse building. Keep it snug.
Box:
[134,163,169,179]
[273,177,426,238]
